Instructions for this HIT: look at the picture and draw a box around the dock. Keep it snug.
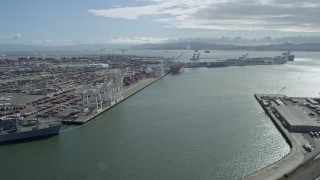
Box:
[62,76,165,125]
[244,94,304,180]
[0,53,170,128]
[245,94,320,179]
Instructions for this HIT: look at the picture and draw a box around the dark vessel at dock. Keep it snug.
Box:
[207,62,228,68]
[288,55,295,61]
[283,51,295,61]
[170,64,184,74]
[0,114,61,143]
[185,51,294,69]
[224,51,294,66]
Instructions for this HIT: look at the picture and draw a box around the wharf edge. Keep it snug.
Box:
[254,94,292,147]
[243,94,303,180]
[62,74,168,125]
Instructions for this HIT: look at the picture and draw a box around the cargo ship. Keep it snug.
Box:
[207,62,228,68]
[224,51,294,66]
[0,114,61,143]
[283,51,295,61]
[288,55,295,61]
[186,51,295,68]
[170,64,184,74]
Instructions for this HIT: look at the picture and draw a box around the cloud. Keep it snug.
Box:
[32,39,53,43]
[88,0,212,20]
[12,33,22,39]
[88,0,320,32]
[0,33,22,40]
[31,39,83,45]
[110,37,171,44]
[31,37,169,45]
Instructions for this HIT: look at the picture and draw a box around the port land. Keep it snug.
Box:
[62,77,162,125]
[245,94,320,180]
[2,51,319,179]
[0,51,292,128]
[0,54,168,128]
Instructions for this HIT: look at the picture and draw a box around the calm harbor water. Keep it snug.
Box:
[1,51,320,179]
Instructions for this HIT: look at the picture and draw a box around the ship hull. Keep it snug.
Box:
[288,55,295,61]
[207,62,228,68]
[171,68,184,74]
[0,124,61,143]
[170,65,184,74]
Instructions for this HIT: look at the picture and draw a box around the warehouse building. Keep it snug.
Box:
[273,105,320,132]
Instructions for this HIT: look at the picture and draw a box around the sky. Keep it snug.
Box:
[1,0,320,45]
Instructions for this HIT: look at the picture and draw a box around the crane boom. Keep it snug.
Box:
[239,53,248,60]
[275,86,286,96]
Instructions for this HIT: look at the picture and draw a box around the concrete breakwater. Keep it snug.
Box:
[62,75,166,125]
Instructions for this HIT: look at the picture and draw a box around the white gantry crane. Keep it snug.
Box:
[0,53,6,61]
[81,69,124,114]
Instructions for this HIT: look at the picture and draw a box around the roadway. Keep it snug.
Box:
[287,158,320,180]
[284,135,320,180]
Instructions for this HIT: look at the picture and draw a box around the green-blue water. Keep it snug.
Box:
[1,51,320,179]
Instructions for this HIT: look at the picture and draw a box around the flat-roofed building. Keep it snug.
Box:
[273,105,320,132]
[307,98,318,105]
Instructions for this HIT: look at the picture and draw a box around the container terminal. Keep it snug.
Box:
[186,51,294,68]
[0,51,293,143]
[245,93,320,179]
[0,54,173,143]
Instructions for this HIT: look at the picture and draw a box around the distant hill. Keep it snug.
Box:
[132,42,320,51]
[0,44,129,52]
[1,42,320,52]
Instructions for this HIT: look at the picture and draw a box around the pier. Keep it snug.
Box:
[185,51,294,68]
[245,94,320,179]
[0,54,168,127]
[61,76,165,125]
[244,94,304,180]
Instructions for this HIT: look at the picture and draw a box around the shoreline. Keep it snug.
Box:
[243,94,304,180]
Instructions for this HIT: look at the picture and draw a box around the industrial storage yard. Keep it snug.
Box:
[0,51,295,126]
[0,54,167,127]
[245,94,320,179]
